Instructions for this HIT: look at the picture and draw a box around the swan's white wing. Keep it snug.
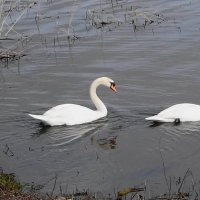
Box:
[44,104,91,116]
[146,103,200,122]
[38,104,105,126]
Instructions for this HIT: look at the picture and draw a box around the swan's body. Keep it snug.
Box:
[146,103,200,123]
[29,77,116,126]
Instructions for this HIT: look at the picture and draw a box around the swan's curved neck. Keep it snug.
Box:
[90,80,107,115]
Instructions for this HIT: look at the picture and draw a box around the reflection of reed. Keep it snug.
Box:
[3,144,14,157]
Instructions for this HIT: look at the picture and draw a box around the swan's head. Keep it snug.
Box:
[95,77,117,92]
[109,80,117,92]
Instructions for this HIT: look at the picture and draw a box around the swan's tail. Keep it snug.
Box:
[145,115,174,122]
[28,114,50,125]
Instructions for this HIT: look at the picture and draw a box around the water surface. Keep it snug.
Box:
[1,0,200,196]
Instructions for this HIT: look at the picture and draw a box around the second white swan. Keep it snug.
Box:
[145,103,200,123]
[29,77,117,126]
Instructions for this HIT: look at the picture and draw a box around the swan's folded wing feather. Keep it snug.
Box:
[44,104,93,116]
[145,115,174,122]
[42,104,105,125]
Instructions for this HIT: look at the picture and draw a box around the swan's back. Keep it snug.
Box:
[42,104,106,126]
[147,103,200,122]
[44,104,90,116]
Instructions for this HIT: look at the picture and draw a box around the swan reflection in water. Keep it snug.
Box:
[91,135,117,150]
[30,114,119,151]
[31,118,110,148]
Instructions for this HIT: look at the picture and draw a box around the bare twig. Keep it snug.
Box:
[3,144,14,157]
[51,174,58,197]
[178,168,191,193]
[159,134,171,197]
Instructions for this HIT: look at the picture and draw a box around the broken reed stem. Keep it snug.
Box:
[18,43,41,54]
[159,134,171,197]
[67,0,78,37]
[5,8,26,36]
[50,174,57,197]
[0,0,9,35]
[0,1,15,35]
[0,1,36,37]
[178,168,191,193]
[1,34,32,55]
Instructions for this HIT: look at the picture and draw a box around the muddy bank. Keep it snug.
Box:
[0,168,199,200]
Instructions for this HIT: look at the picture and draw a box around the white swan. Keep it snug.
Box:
[29,77,117,126]
[145,103,200,123]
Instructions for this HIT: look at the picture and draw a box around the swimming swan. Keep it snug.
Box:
[145,103,200,123]
[29,77,117,126]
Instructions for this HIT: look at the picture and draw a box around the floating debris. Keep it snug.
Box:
[117,187,146,199]
[149,192,191,200]
[0,49,25,63]
[86,9,121,30]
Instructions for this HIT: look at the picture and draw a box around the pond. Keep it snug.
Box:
[0,0,200,197]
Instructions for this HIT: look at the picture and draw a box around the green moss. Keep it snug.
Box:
[0,172,22,191]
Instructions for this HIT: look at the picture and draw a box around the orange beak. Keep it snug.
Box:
[110,84,117,92]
